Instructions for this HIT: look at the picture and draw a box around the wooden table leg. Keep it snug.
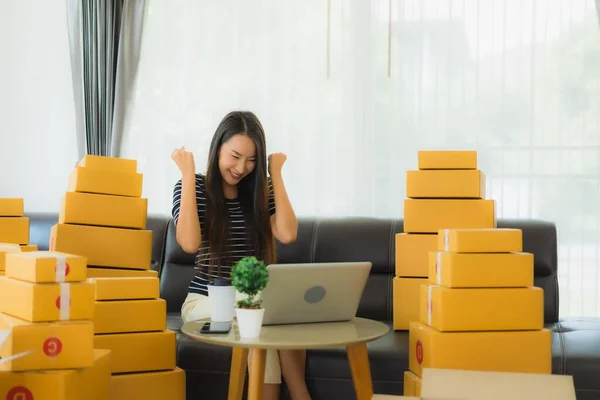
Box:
[346,343,374,400]
[228,347,249,400]
[247,348,267,400]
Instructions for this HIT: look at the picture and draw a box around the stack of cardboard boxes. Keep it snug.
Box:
[405,228,552,396]
[0,198,38,276]
[0,250,111,398]
[50,154,185,398]
[92,276,184,398]
[394,150,552,397]
[394,150,494,331]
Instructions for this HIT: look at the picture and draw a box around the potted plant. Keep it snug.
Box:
[230,256,270,339]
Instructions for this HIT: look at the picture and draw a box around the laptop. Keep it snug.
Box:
[259,261,372,326]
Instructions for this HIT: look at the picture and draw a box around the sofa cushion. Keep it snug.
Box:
[554,317,600,398]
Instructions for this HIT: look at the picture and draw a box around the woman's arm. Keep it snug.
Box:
[174,174,202,253]
[171,147,202,253]
[268,153,297,244]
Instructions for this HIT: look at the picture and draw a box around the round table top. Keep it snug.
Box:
[181,317,390,350]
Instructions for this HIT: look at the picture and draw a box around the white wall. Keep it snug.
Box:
[0,1,78,213]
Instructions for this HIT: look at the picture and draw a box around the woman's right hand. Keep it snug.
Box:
[171,147,196,178]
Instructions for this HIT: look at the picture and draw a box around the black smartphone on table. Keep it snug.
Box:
[199,321,232,334]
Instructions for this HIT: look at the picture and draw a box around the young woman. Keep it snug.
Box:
[171,111,310,400]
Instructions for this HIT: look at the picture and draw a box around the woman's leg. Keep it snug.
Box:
[280,349,311,399]
[248,349,281,400]
[181,293,211,322]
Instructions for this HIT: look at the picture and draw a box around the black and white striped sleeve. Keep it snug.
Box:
[268,178,276,216]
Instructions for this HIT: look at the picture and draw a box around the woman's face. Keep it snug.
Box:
[218,133,257,187]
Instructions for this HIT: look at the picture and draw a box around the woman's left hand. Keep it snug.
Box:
[268,153,287,175]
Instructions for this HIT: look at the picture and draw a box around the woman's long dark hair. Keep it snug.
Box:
[204,111,276,277]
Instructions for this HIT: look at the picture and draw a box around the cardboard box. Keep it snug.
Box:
[90,277,160,300]
[395,234,437,277]
[59,192,148,230]
[420,284,543,332]
[408,322,552,377]
[417,150,477,170]
[0,277,95,322]
[5,251,86,283]
[50,224,152,270]
[418,368,576,400]
[0,313,94,371]
[94,330,176,373]
[404,199,496,234]
[428,251,534,288]
[68,166,143,198]
[0,244,38,271]
[0,199,23,217]
[404,370,422,397]
[438,228,523,253]
[0,218,29,245]
[0,349,111,400]
[87,267,158,278]
[111,367,186,400]
[406,170,485,199]
[94,299,166,334]
[393,277,428,330]
[78,155,137,174]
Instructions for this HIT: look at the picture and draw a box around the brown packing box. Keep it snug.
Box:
[78,154,137,174]
[50,223,152,270]
[5,250,87,283]
[417,150,477,170]
[404,370,422,397]
[0,244,38,271]
[111,367,186,400]
[0,313,94,371]
[94,330,176,374]
[437,228,523,252]
[68,166,143,198]
[403,199,496,233]
[94,299,166,334]
[420,284,543,332]
[0,349,111,400]
[393,277,428,330]
[0,277,95,322]
[408,322,552,377]
[59,192,148,230]
[395,234,437,277]
[418,368,576,400]
[90,277,160,300]
[406,170,485,199]
[0,198,23,217]
[428,251,534,288]
[0,217,29,245]
[87,267,159,278]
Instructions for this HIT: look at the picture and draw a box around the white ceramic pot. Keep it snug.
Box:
[235,308,265,339]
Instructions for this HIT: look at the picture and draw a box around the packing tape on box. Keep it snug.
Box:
[436,252,442,285]
[427,285,433,326]
[55,255,67,282]
[443,229,450,251]
[59,283,70,321]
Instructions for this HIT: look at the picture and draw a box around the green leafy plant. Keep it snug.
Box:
[230,256,269,309]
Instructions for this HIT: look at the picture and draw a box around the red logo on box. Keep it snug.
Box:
[416,340,424,364]
[7,386,33,400]
[55,296,71,310]
[43,337,62,357]
[54,263,70,277]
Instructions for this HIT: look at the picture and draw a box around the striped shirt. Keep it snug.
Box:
[171,174,276,296]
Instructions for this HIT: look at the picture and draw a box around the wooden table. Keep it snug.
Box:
[181,317,390,400]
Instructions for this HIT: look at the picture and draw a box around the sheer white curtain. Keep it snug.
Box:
[121,0,600,318]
